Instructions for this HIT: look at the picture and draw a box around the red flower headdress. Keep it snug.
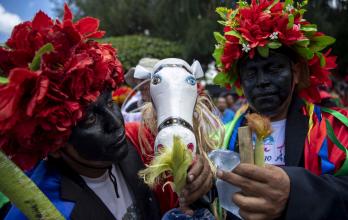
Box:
[0,4,123,170]
[213,0,337,103]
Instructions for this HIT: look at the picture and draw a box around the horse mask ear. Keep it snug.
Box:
[191,60,204,79]
[134,65,151,80]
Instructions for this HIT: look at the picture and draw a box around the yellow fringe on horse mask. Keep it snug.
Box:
[135,58,224,194]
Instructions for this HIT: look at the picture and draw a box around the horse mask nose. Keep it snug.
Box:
[134,58,204,154]
[155,124,196,153]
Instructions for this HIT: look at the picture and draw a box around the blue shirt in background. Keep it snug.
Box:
[220,109,235,124]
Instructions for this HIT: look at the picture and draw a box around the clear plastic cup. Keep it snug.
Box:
[208,150,242,219]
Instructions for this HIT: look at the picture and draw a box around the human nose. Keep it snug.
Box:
[103,108,123,133]
[256,69,270,87]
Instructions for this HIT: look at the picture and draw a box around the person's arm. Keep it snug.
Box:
[282,167,348,220]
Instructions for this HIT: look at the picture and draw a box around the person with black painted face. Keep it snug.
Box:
[219,46,348,220]
[239,52,294,120]
[217,51,298,220]
[68,91,128,164]
[1,6,213,220]
[48,90,157,220]
[213,1,348,220]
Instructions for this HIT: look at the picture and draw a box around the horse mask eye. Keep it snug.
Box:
[186,76,196,85]
[152,74,161,85]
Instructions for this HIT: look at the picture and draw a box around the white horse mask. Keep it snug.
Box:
[134,58,204,154]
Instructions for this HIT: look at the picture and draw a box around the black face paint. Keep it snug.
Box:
[68,91,128,162]
[239,52,293,116]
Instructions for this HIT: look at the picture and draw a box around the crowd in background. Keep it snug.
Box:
[113,57,348,126]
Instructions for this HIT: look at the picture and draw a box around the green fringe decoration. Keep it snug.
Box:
[0,151,64,220]
[138,136,193,194]
[0,191,9,208]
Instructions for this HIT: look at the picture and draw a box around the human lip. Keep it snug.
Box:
[253,92,277,100]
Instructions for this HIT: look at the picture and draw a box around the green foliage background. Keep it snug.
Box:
[100,35,183,70]
[52,0,236,65]
[305,0,348,76]
[52,0,348,76]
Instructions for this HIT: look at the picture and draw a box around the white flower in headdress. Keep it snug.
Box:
[269,32,279,40]
[285,4,294,12]
[242,43,251,53]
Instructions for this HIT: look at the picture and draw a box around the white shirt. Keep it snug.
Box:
[252,119,286,166]
[81,165,133,220]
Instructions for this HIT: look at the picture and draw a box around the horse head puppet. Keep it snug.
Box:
[135,58,205,154]
[135,58,224,193]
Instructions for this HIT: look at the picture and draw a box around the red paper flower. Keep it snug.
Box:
[221,36,241,71]
[274,14,304,46]
[237,2,274,49]
[0,4,124,170]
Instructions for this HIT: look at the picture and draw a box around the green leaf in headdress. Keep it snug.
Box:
[217,20,228,26]
[257,46,269,58]
[267,41,282,49]
[285,0,294,6]
[299,0,308,8]
[229,9,239,20]
[298,8,307,15]
[287,14,294,29]
[309,35,336,52]
[300,24,317,32]
[29,43,54,71]
[214,32,226,44]
[0,76,8,84]
[216,7,229,20]
[266,0,280,11]
[213,46,223,68]
[225,30,243,40]
[295,46,314,60]
[296,39,310,47]
[316,52,327,67]
[214,72,230,86]
[237,0,248,8]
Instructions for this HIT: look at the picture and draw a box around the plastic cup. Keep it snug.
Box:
[208,150,242,219]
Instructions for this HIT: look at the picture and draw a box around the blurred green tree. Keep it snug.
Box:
[51,0,235,64]
[100,35,182,70]
[52,0,348,76]
[305,0,348,77]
